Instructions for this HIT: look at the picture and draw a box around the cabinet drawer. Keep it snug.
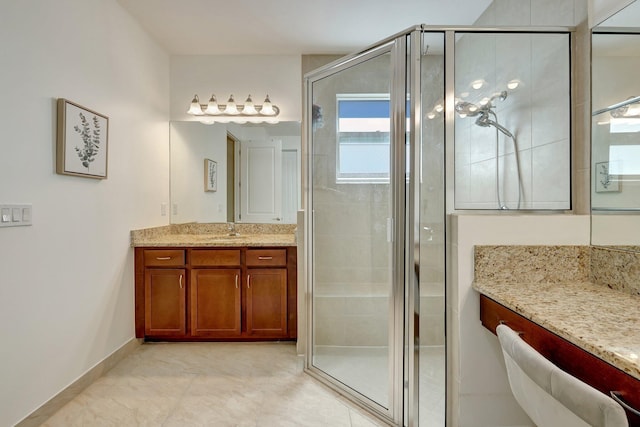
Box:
[191,249,241,267]
[144,249,185,267]
[246,249,287,266]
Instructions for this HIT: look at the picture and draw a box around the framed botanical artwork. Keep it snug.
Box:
[56,98,109,179]
[204,158,217,192]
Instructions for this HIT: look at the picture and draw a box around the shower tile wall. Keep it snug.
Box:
[453,0,579,210]
[312,49,447,349]
[475,0,579,26]
[454,32,571,210]
[311,54,391,350]
[421,52,446,347]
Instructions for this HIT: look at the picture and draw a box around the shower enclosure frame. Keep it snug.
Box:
[303,25,575,427]
[303,33,409,425]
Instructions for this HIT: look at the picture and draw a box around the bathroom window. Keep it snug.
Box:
[336,94,391,183]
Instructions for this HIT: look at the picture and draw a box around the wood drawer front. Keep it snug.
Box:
[480,295,640,426]
[191,249,241,267]
[144,249,185,267]
[246,249,287,267]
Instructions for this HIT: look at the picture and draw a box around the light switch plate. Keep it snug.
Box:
[0,204,32,227]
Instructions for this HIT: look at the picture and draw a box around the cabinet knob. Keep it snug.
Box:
[235,274,239,289]
[179,274,183,289]
[156,256,172,260]
[247,274,251,288]
[258,256,273,260]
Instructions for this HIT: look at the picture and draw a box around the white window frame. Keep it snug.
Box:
[336,93,391,184]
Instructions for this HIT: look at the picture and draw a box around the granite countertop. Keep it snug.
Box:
[473,280,640,381]
[130,223,297,247]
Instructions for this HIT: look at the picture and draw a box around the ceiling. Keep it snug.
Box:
[117,0,492,55]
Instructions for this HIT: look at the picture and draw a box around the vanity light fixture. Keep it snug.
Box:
[187,94,280,123]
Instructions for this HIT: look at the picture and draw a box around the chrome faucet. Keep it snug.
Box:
[227,222,239,236]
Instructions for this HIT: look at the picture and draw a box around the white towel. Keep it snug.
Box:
[496,324,628,427]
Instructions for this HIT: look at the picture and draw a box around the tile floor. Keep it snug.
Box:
[42,342,388,427]
[313,346,446,427]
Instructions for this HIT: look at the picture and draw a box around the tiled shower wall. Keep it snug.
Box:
[312,53,392,348]
[454,31,571,210]
[420,53,446,347]
[312,49,447,349]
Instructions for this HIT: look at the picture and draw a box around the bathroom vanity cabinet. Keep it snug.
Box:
[480,295,640,426]
[135,246,296,341]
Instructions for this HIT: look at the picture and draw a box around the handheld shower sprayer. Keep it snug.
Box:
[455,88,522,210]
[475,110,514,139]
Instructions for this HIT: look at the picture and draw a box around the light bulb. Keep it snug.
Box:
[204,95,220,114]
[507,79,520,90]
[242,95,258,115]
[479,97,490,106]
[469,105,478,112]
[260,95,276,116]
[471,80,484,90]
[435,103,444,113]
[224,95,239,115]
[427,112,436,119]
[187,94,203,115]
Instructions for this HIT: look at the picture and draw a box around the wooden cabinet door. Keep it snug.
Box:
[144,269,186,336]
[246,268,287,337]
[191,269,241,337]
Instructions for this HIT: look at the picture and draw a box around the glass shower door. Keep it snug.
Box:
[307,43,398,418]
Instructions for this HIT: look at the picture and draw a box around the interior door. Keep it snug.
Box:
[238,139,282,223]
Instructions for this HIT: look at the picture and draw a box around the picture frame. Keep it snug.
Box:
[56,98,109,179]
[204,158,217,192]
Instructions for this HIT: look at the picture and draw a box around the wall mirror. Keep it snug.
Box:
[169,121,301,224]
[591,0,640,248]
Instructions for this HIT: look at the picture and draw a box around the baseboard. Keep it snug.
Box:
[15,338,142,427]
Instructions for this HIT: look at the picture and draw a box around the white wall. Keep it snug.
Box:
[450,214,590,427]
[0,1,170,425]
[171,55,302,122]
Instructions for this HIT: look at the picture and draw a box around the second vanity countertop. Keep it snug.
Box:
[131,223,297,248]
[473,279,640,381]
